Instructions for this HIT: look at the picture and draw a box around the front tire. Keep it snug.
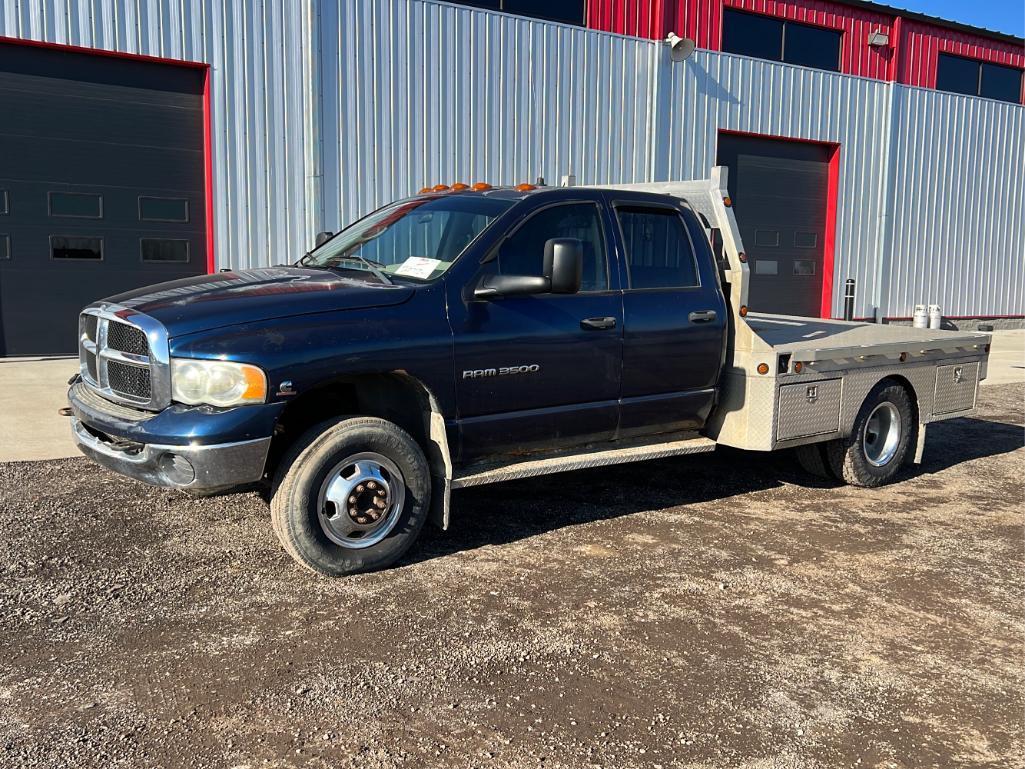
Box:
[826,382,914,487]
[271,417,431,576]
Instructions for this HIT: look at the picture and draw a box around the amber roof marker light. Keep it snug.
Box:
[472,182,493,191]
[432,184,450,192]
[515,183,537,192]
[450,182,470,191]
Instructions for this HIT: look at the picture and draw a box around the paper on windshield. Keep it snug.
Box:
[394,257,442,279]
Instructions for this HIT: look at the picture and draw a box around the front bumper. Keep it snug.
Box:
[71,416,271,490]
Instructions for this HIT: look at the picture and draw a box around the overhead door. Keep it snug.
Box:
[0,42,207,355]
[717,133,833,318]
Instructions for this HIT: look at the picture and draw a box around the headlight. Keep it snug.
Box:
[170,358,267,407]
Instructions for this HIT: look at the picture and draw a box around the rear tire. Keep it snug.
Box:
[271,417,431,576]
[826,381,914,487]
[794,442,837,480]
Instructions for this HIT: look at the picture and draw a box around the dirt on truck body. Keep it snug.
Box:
[1,382,1023,769]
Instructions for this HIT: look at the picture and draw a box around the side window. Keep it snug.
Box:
[498,203,608,291]
[616,206,700,290]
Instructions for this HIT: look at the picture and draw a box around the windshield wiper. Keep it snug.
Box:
[320,255,393,285]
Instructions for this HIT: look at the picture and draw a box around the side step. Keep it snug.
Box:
[451,433,717,489]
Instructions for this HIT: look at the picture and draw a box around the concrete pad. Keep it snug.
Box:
[982,329,1025,386]
[0,357,80,461]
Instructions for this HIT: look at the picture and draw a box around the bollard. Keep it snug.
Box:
[843,279,855,321]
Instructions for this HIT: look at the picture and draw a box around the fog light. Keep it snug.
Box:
[158,453,195,485]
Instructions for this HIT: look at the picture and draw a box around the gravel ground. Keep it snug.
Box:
[1,384,1022,769]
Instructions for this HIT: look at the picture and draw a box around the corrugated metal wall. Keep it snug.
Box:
[315,0,1023,319]
[588,0,898,80]
[0,0,318,272]
[2,0,1021,318]
[898,19,1025,92]
[315,0,658,231]
[658,49,893,317]
[885,86,1025,317]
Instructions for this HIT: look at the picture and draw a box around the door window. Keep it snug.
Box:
[49,191,102,218]
[616,206,700,290]
[497,203,609,291]
[51,235,102,260]
[141,238,190,263]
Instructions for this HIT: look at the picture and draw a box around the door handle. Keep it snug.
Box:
[688,310,717,323]
[580,316,617,330]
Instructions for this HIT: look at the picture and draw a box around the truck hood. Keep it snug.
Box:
[104,267,414,338]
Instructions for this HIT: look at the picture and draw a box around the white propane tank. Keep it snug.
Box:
[928,304,942,329]
[913,304,928,328]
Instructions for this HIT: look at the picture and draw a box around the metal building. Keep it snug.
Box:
[0,0,1021,354]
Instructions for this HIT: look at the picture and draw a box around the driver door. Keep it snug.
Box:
[449,197,623,464]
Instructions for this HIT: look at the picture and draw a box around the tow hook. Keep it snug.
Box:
[58,407,73,417]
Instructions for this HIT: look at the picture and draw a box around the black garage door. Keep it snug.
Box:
[717,134,832,318]
[0,42,207,355]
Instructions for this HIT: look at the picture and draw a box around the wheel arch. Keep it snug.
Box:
[266,371,453,528]
[867,373,923,464]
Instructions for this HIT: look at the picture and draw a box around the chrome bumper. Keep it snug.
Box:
[71,417,271,490]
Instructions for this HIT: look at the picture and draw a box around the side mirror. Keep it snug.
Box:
[314,230,334,248]
[472,237,583,300]
[543,238,583,294]
[473,274,550,300]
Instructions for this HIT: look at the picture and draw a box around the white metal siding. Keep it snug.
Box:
[3,0,1021,319]
[315,0,658,231]
[885,87,1025,318]
[0,0,318,272]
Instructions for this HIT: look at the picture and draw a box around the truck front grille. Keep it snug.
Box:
[107,321,149,356]
[78,305,170,411]
[107,360,152,398]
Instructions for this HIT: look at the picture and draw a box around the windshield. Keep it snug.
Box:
[303,195,515,281]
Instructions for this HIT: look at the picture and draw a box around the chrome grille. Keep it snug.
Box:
[78,304,170,411]
[107,321,149,356]
[107,360,152,397]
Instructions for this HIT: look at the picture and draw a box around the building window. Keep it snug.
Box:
[793,259,816,276]
[0,190,8,215]
[615,206,701,290]
[722,9,842,73]
[139,196,189,222]
[446,0,585,25]
[51,235,103,260]
[937,53,1023,103]
[141,238,190,263]
[0,235,9,260]
[49,191,102,218]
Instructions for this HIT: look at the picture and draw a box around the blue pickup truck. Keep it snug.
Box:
[68,171,991,575]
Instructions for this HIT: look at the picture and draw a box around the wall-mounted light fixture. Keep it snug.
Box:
[867,30,890,47]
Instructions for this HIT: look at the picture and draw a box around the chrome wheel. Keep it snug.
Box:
[863,402,901,467]
[317,452,405,549]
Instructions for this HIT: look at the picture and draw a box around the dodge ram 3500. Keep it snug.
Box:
[67,169,991,576]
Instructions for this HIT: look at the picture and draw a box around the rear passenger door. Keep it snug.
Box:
[608,196,727,437]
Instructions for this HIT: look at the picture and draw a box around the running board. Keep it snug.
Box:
[451,434,717,489]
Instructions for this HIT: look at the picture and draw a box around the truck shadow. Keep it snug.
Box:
[409,414,1023,565]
